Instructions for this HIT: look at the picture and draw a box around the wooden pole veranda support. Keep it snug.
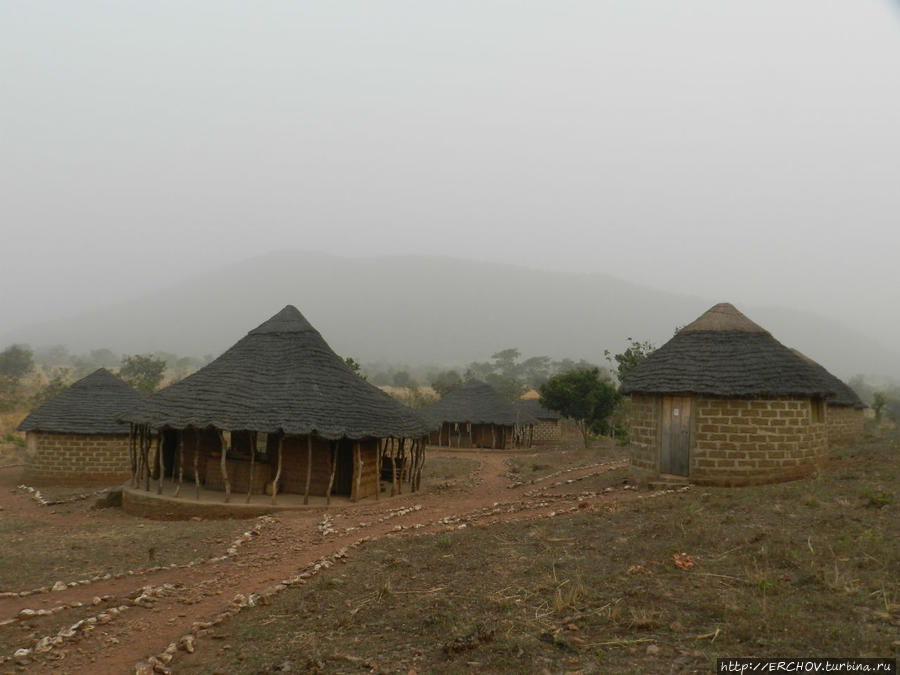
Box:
[143,427,151,492]
[491,424,497,450]
[174,432,184,498]
[218,430,231,503]
[246,432,256,504]
[272,432,284,505]
[156,433,164,495]
[353,442,362,502]
[390,437,398,497]
[457,423,462,448]
[397,437,405,495]
[193,432,201,500]
[304,434,313,505]
[325,441,337,505]
[375,438,382,501]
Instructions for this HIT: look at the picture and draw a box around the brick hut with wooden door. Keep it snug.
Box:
[423,380,529,449]
[790,349,866,449]
[120,305,431,505]
[516,398,563,446]
[18,369,141,485]
[620,303,837,487]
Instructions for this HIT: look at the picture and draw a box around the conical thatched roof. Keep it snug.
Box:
[18,368,140,435]
[790,350,866,409]
[121,305,430,439]
[422,380,527,426]
[516,398,562,421]
[620,303,837,398]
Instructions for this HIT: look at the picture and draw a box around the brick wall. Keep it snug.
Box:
[23,432,131,486]
[628,395,829,486]
[691,397,827,485]
[826,406,864,448]
[628,395,659,478]
[532,419,562,444]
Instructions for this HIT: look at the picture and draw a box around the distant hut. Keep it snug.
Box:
[791,350,866,448]
[515,398,563,445]
[121,306,430,504]
[424,380,526,449]
[620,303,836,486]
[18,369,141,485]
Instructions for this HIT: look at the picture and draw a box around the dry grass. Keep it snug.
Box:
[177,430,899,673]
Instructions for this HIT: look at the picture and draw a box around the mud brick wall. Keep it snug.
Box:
[628,395,659,476]
[826,406,864,448]
[23,432,131,486]
[691,397,827,486]
[532,419,562,444]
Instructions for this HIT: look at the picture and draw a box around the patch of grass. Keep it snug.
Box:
[507,444,627,481]
[178,430,899,673]
[421,456,479,489]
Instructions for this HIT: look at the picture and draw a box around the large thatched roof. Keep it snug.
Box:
[516,398,562,421]
[18,368,140,435]
[620,303,838,398]
[121,305,430,439]
[422,380,527,426]
[790,350,866,409]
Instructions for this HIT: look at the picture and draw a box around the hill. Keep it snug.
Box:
[2,252,896,379]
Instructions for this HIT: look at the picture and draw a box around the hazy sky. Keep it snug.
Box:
[2,2,899,346]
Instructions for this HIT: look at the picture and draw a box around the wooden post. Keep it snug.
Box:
[326,441,336,505]
[397,438,405,495]
[304,434,313,505]
[375,439,382,501]
[415,438,426,491]
[194,432,201,500]
[271,433,283,505]
[390,438,398,497]
[457,423,462,448]
[491,424,497,450]
[157,433,165,494]
[174,432,184,498]
[246,431,256,503]
[218,430,231,503]
[128,425,136,488]
[143,427,150,492]
[353,442,362,502]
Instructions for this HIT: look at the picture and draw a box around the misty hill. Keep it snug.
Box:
[4,252,897,380]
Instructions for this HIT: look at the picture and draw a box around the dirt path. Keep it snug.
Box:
[1,451,631,673]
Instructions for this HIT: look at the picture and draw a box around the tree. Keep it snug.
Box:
[872,392,887,422]
[431,370,463,396]
[392,370,416,388]
[605,337,655,383]
[119,354,167,394]
[540,368,620,448]
[342,356,366,380]
[0,344,34,393]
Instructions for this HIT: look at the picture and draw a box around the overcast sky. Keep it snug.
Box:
[2,2,899,350]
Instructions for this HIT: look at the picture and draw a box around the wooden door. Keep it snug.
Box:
[660,396,692,476]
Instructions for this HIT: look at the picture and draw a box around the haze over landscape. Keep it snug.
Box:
[3,2,899,379]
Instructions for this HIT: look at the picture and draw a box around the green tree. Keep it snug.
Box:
[605,337,655,383]
[872,392,886,422]
[431,370,463,396]
[0,344,34,393]
[392,370,416,388]
[119,354,167,394]
[342,356,366,380]
[540,368,620,448]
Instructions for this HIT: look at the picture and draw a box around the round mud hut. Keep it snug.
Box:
[17,368,141,486]
[791,350,866,449]
[620,303,837,487]
[120,305,431,508]
[423,380,531,449]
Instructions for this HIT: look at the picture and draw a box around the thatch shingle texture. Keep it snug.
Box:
[790,350,865,409]
[121,305,430,439]
[620,303,838,398]
[18,368,140,435]
[422,380,529,426]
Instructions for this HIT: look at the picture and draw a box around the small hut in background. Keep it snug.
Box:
[18,369,141,485]
[620,303,836,487]
[121,305,430,504]
[515,398,563,445]
[791,350,866,448]
[423,380,528,449]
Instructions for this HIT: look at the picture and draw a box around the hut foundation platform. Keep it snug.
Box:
[123,479,376,520]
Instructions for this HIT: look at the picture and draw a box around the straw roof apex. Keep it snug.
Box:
[679,302,769,334]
